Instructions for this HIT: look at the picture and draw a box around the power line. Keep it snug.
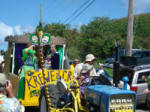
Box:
[66,0,95,24]
[63,0,93,24]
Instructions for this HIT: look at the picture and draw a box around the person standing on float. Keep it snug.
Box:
[45,44,60,70]
[17,44,37,100]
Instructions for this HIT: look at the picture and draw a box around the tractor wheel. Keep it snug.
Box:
[39,84,63,112]
[89,104,99,112]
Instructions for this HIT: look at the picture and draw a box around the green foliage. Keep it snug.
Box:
[35,13,150,62]
[43,23,66,37]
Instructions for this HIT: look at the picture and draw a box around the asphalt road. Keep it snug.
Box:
[136,104,149,112]
[136,110,148,112]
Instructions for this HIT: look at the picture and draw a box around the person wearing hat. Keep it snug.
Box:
[84,54,97,77]
[0,73,24,112]
[77,63,93,96]
[74,54,97,78]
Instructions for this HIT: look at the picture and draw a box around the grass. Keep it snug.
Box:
[104,67,113,78]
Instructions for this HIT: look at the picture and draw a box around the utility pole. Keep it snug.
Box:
[125,0,134,56]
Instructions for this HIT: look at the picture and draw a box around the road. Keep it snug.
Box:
[136,104,149,112]
[136,110,148,112]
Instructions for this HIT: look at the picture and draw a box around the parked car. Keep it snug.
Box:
[105,49,141,63]
[132,50,150,65]
[120,64,150,105]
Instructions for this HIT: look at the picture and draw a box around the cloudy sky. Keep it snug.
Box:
[0,0,150,50]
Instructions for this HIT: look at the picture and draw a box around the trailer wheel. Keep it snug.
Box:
[89,104,99,112]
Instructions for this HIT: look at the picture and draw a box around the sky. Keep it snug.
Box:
[0,0,150,51]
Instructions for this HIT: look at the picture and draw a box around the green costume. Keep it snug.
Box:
[17,48,37,100]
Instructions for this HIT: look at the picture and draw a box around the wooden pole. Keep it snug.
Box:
[125,0,134,56]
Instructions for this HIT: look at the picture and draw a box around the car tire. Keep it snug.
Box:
[89,104,99,112]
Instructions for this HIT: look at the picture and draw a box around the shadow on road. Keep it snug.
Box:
[137,104,148,111]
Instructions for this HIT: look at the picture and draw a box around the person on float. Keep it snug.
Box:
[45,44,60,70]
[77,63,93,96]
[17,44,37,100]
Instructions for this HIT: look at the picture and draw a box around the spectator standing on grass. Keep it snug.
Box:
[0,73,24,112]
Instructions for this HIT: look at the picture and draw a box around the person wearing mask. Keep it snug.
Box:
[0,73,24,112]
[84,54,97,77]
[74,54,97,79]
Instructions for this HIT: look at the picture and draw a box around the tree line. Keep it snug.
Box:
[37,13,150,62]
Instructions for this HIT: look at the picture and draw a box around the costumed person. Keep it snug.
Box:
[45,44,60,69]
[44,55,51,69]
[0,73,24,112]
[17,44,37,100]
[77,63,93,98]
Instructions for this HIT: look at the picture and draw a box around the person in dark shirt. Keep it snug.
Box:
[45,44,60,69]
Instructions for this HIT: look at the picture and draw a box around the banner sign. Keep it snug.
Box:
[29,33,51,45]
[24,70,73,99]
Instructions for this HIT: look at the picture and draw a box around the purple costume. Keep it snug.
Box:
[46,51,60,69]
[79,74,90,95]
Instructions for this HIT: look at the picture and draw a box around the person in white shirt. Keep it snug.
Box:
[96,63,105,76]
[74,54,97,77]
[0,73,24,112]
